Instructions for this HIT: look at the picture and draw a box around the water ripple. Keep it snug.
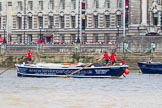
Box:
[0,70,162,108]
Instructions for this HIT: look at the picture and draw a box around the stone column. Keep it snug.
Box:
[158,12,161,26]
[141,0,147,25]
[150,11,153,25]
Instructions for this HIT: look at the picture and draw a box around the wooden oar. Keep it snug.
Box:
[64,58,103,78]
[0,67,11,75]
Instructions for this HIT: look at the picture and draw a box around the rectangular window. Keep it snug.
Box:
[50,0,54,10]
[83,35,87,42]
[71,0,76,9]
[105,15,110,28]
[0,2,2,11]
[61,0,65,9]
[117,15,122,26]
[28,17,32,29]
[0,17,1,29]
[71,16,75,28]
[18,34,22,43]
[158,0,161,5]
[105,34,110,42]
[39,1,44,10]
[117,0,122,8]
[27,34,32,43]
[105,0,110,8]
[28,1,33,10]
[71,34,76,42]
[39,17,43,28]
[60,16,64,28]
[49,16,54,29]
[94,15,98,28]
[93,34,98,42]
[9,36,12,42]
[95,0,99,9]
[85,0,88,9]
[60,34,65,42]
[17,17,22,29]
[18,1,23,11]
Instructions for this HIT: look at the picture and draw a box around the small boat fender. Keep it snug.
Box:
[124,69,130,75]
[63,63,70,66]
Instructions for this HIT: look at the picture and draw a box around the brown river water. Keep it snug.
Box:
[0,69,162,108]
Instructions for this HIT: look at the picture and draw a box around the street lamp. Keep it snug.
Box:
[40,26,42,42]
[117,25,120,37]
[3,27,6,44]
[117,25,120,40]
[76,35,80,43]
[24,0,26,44]
[115,25,120,51]
[137,26,140,36]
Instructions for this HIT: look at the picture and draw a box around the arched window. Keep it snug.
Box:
[60,16,64,28]
[116,15,122,26]
[17,16,22,29]
[105,15,110,28]
[38,16,43,28]
[71,16,75,28]
[49,16,54,29]
[28,16,32,29]
[94,15,98,28]
[116,11,122,26]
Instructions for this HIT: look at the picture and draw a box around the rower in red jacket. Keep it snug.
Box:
[110,52,117,65]
[103,51,109,65]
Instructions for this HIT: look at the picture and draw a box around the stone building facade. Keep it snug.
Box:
[0,0,161,44]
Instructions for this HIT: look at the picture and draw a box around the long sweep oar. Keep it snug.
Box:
[0,67,11,75]
[64,58,103,78]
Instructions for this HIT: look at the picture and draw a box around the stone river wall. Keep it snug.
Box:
[1,44,162,70]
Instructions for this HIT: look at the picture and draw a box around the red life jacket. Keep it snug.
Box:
[104,53,109,60]
[120,60,126,65]
[27,52,32,59]
[110,53,116,61]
